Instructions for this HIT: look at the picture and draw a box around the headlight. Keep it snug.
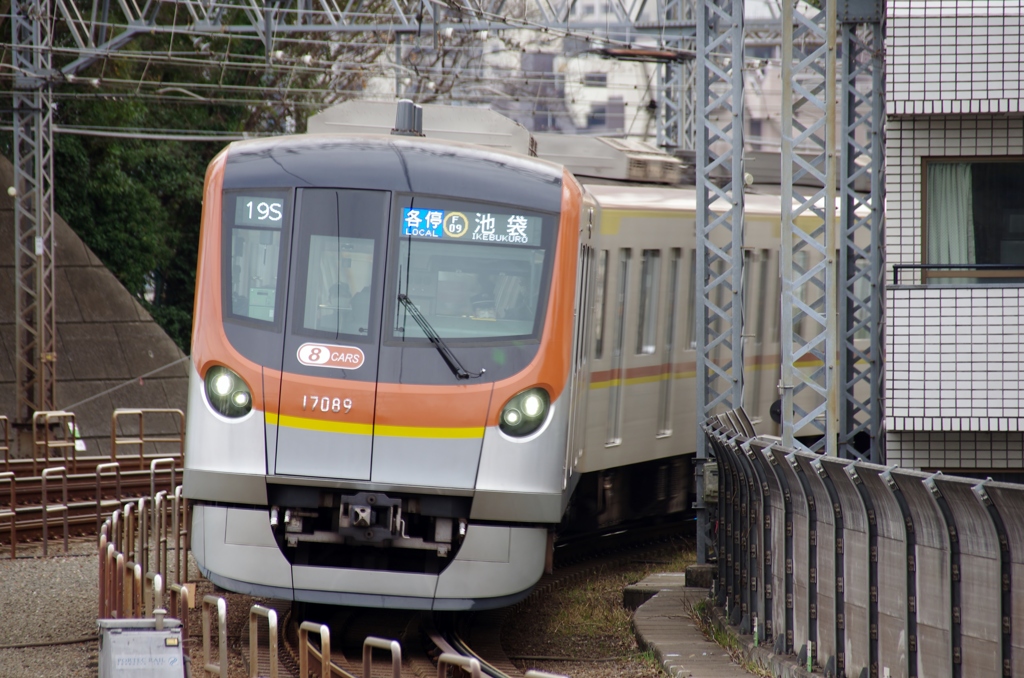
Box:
[204,366,253,418]
[499,387,550,437]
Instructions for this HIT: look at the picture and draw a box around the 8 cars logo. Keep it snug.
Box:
[297,343,365,370]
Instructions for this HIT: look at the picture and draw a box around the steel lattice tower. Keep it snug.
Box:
[694,0,745,563]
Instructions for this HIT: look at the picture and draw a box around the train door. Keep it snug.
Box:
[565,209,595,488]
[270,188,390,479]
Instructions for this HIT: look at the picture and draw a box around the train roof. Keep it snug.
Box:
[584,182,794,218]
[584,181,871,221]
[220,133,564,213]
[532,134,684,185]
[307,101,536,156]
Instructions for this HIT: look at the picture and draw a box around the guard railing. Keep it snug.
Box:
[111,408,185,470]
[32,410,79,475]
[703,409,1024,678]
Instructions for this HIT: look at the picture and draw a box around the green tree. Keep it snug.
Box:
[42,16,388,351]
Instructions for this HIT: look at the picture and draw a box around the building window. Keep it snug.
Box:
[925,159,1024,282]
[584,72,607,88]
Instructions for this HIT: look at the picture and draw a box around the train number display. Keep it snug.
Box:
[301,395,353,413]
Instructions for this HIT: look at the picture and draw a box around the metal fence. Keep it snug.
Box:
[704,412,1021,678]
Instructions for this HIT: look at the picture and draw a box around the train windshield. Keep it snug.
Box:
[391,198,556,342]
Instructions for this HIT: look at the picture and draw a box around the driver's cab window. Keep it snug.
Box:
[304,236,375,335]
[292,188,387,340]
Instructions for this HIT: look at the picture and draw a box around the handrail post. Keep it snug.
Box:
[149,457,177,519]
[436,653,481,678]
[65,413,79,474]
[114,552,125,618]
[202,595,228,678]
[363,636,402,678]
[298,621,331,678]
[168,583,191,641]
[95,462,122,535]
[0,471,16,558]
[98,530,108,618]
[139,411,146,470]
[104,543,116,617]
[133,563,143,618]
[112,409,186,470]
[145,572,163,617]
[172,485,186,585]
[137,497,149,577]
[155,491,168,583]
[0,416,9,472]
[32,411,44,476]
[249,605,279,678]
[175,409,185,459]
[111,508,122,554]
[125,502,136,561]
[41,466,68,557]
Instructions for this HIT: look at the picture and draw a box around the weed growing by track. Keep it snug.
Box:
[502,540,694,678]
[688,599,773,677]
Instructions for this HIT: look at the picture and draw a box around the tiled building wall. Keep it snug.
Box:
[887,287,1024,428]
[885,430,1024,472]
[888,0,1024,115]
[885,116,1024,470]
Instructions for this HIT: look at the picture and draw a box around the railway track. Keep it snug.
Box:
[0,455,182,553]
[268,518,692,678]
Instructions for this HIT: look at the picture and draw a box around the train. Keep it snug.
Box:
[183,101,801,610]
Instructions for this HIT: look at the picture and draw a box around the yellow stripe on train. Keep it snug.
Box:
[265,413,483,439]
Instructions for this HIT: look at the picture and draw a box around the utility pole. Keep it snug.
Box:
[780,0,839,455]
[694,0,745,563]
[12,0,57,423]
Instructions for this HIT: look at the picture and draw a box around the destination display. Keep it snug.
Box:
[401,207,542,246]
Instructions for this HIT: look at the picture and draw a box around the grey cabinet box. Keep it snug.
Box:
[98,617,184,677]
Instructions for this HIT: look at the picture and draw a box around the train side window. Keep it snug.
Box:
[756,249,770,342]
[658,248,682,436]
[794,250,810,338]
[771,248,781,342]
[594,250,609,359]
[636,249,661,354]
[742,249,754,330]
[748,249,770,418]
[688,249,697,349]
[606,248,631,446]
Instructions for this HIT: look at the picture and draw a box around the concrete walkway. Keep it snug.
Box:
[629,573,754,677]
[630,572,819,678]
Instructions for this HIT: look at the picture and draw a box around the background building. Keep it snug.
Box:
[884,1,1024,475]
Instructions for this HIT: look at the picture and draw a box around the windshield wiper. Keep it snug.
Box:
[397,294,485,380]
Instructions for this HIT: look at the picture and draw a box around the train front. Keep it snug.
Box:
[183,133,581,609]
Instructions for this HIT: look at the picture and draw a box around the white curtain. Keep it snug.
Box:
[927,163,975,265]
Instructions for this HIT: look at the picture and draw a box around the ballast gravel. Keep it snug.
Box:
[1,537,685,678]
[0,540,100,677]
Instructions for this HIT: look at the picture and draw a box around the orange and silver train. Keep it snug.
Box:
[183,102,789,610]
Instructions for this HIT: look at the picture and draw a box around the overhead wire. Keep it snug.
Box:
[0,2,797,137]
